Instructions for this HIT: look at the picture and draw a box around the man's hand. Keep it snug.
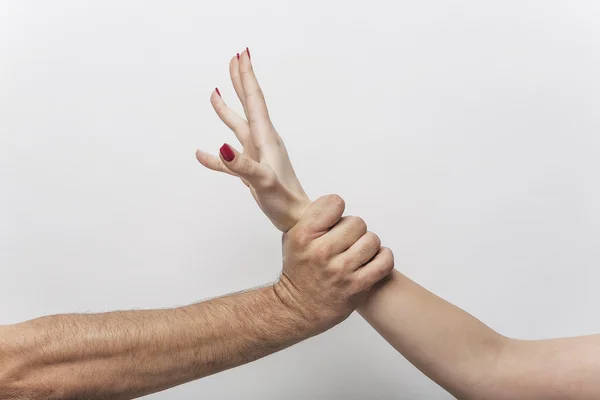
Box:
[196,47,310,232]
[275,195,395,333]
[0,195,392,400]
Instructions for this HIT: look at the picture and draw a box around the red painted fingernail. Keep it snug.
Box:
[246,47,251,60]
[215,87,221,97]
[236,52,240,60]
[220,143,235,162]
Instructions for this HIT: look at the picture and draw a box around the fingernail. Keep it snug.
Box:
[215,87,221,97]
[246,47,251,60]
[220,143,235,162]
[236,52,240,60]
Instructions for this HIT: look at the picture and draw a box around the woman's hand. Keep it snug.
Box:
[196,48,310,232]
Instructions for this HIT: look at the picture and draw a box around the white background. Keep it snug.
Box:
[2,1,600,399]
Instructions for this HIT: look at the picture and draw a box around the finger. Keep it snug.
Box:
[319,216,367,255]
[195,149,236,176]
[229,54,247,118]
[211,89,250,144]
[338,231,381,271]
[238,48,273,143]
[295,194,345,234]
[354,247,395,290]
[218,143,276,190]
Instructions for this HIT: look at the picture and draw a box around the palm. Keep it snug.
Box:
[196,48,310,232]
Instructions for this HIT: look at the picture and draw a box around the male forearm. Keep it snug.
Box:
[0,284,313,400]
[358,270,509,399]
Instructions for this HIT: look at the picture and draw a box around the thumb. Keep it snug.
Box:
[294,194,345,235]
[219,143,276,190]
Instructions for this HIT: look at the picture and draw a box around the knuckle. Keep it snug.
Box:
[273,134,284,148]
[383,261,395,275]
[326,194,345,210]
[354,273,378,293]
[259,171,278,192]
[238,157,254,175]
[354,249,395,290]
[339,217,354,236]
[363,232,381,251]
[252,140,263,152]
[344,215,359,224]
[350,216,367,235]
[245,88,264,100]
[261,136,281,149]
[337,256,352,271]
[311,207,323,221]
[330,262,351,281]
[381,248,395,271]
[313,243,332,261]
[322,263,336,276]
[378,263,394,280]
[291,227,311,248]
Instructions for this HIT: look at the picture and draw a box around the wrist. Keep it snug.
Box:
[272,274,342,336]
[271,277,318,335]
[357,269,402,314]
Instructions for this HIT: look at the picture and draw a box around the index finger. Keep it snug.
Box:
[238,48,274,143]
[294,194,346,234]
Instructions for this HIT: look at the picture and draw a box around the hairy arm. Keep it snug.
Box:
[0,195,391,400]
[360,271,600,400]
[0,285,310,399]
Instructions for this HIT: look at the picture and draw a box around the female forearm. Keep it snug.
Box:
[0,285,311,400]
[357,269,600,400]
[358,270,509,399]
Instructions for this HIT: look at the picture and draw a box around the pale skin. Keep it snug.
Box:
[0,192,394,395]
[197,47,600,400]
